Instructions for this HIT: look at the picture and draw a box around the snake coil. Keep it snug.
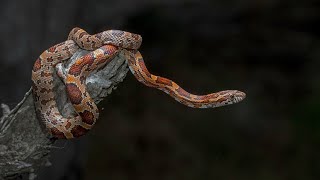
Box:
[32,28,246,139]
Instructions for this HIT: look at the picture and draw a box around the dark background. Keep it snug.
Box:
[1,0,320,179]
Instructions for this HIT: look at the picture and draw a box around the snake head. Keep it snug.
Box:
[205,90,246,108]
[230,90,246,103]
[219,90,246,106]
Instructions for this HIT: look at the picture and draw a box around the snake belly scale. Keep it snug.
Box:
[32,27,246,139]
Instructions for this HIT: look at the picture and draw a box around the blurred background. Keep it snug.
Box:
[1,0,320,179]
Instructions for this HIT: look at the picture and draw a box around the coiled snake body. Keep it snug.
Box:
[32,28,245,139]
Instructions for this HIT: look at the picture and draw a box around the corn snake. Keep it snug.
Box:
[32,27,246,139]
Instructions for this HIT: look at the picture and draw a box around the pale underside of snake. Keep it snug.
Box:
[32,27,246,139]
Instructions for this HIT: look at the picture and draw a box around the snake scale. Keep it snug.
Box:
[32,27,246,139]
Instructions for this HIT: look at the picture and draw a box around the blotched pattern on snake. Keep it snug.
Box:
[32,27,246,139]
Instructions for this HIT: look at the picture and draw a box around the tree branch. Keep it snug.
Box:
[0,49,129,180]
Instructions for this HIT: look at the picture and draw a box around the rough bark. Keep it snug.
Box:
[0,49,129,180]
